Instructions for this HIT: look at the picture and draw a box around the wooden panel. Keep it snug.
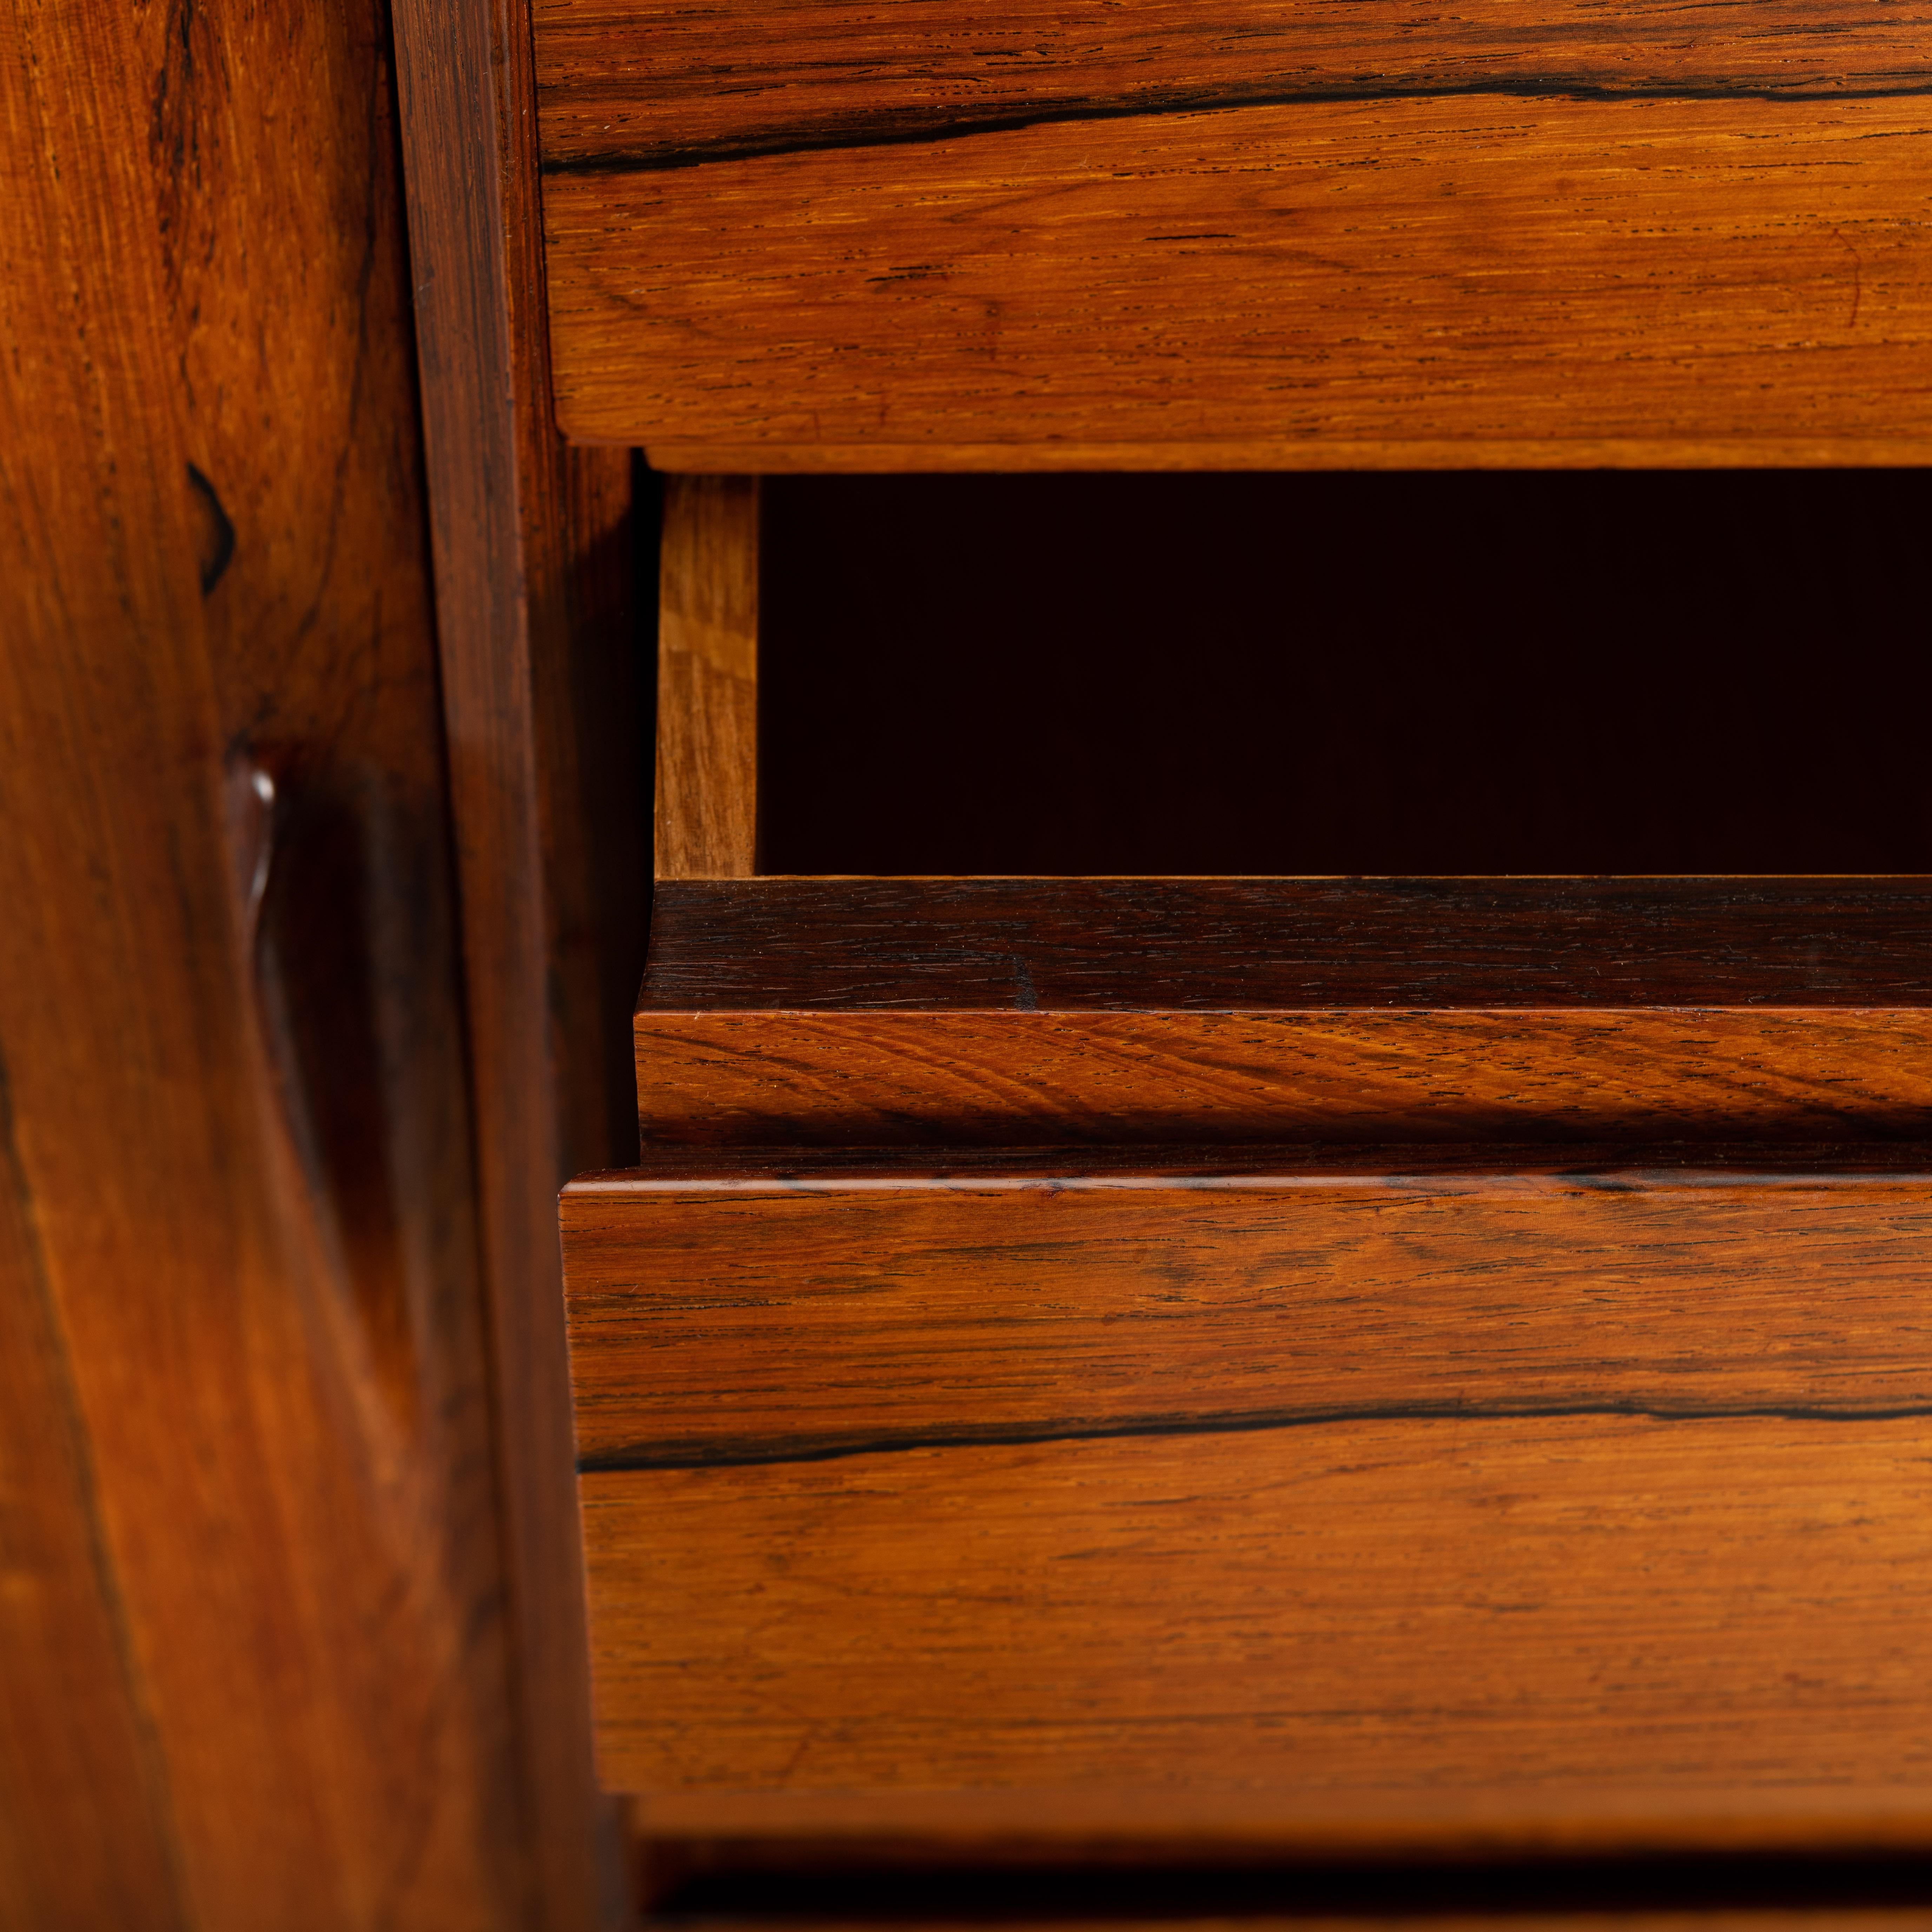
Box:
[643,879,1932,1008]
[541,93,1932,463]
[142,0,497,1438]
[563,1154,1932,1469]
[0,0,530,1922]
[582,1415,1932,1825]
[0,1076,183,1926]
[391,0,633,1918]
[634,880,1932,1146]
[658,476,759,880]
[534,0,1932,170]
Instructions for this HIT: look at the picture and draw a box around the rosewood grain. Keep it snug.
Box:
[633,880,1932,1146]
[657,477,759,880]
[534,0,1932,172]
[1,0,526,1920]
[563,1153,1932,1469]
[581,1415,1932,1829]
[393,0,629,1913]
[644,879,1932,1009]
[541,93,1932,463]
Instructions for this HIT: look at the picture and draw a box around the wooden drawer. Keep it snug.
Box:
[564,1147,1932,1849]
[531,2,1932,468]
[557,472,1932,1862]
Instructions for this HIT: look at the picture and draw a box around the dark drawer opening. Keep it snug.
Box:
[758,469,1932,877]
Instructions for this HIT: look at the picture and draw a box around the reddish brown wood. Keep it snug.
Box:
[0,0,526,1921]
[633,880,1932,1147]
[391,0,638,1919]
[657,477,760,880]
[534,0,1932,170]
[583,1414,1932,1827]
[538,91,1932,464]
[562,1152,1932,1469]
[0,1087,183,1926]
[567,1136,1932,1841]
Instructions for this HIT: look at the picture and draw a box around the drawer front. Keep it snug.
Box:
[634,878,1932,1148]
[585,1416,1932,1835]
[533,3,1932,465]
[564,1154,1932,1846]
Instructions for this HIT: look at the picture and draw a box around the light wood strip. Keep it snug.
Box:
[658,477,759,880]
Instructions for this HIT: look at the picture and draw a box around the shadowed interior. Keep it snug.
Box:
[759,470,1931,876]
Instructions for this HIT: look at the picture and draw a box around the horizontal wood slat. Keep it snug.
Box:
[539,93,1932,461]
[634,880,1932,1146]
[533,0,1932,172]
[642,879,1932,1008]
[581,1414,1932,1821]
[563,1153,1932,1467]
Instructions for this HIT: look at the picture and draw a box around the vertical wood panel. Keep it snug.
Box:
[0,1081,185,1927]
[0,0,539,1922]
[657,476,760,880]
[389,0,625,1923]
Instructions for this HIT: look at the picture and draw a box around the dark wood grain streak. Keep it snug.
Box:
[390,0,612,1923]
[633,880,1932,1147]
[582,1417,1932,1822]
[563,1155,1932,1468]
[534,0,1932,172]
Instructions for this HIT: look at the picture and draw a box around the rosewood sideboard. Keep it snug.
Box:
[7,0,1932,1926]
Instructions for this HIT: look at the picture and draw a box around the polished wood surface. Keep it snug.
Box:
[583,1414,1932,1822]
[392,0,642,1916]
[658,477,760,880]
[535,0,1932,169]
[563,1153,1932,1469]
[569,1138,1932,1838]
[0,1092,181,1924]
[644,878,1932,1007]
[539,88,1932,464]
[1,0,531,1921]
[635,879,1932,1146]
